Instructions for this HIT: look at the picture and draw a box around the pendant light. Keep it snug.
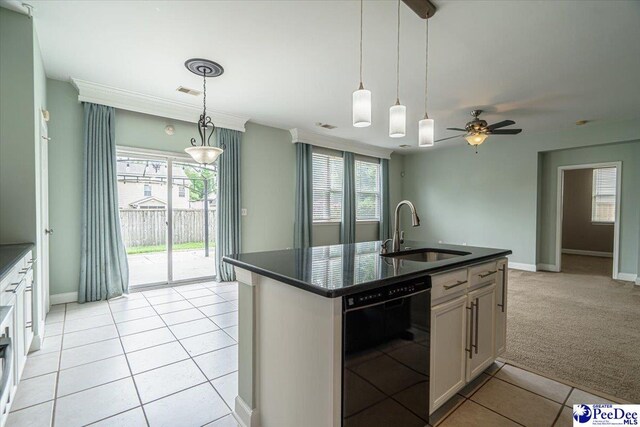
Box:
[389,0,406,138]
[352,0,371,128]
[184,58,224,165]
[418,13,434,147]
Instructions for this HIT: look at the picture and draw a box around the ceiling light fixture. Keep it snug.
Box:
[389,0,406,138]
[464,133,489,146]
[352,0,371,128]
[184,58,224,165]
[418,12,434,147]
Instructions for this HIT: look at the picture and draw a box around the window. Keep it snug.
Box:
[591,167,616,223]
[178,186,186,198]
[355,160,381,221]
[143,184,151,197]
[313,152,343,222]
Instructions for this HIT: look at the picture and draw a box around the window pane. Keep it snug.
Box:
[591,168,617,222]
[312,152,343,221]
[355,160,381,220]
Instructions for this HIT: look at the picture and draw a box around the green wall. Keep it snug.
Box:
[0,9,36,244]
[537,141,640,274]
[46,79,302,295]
[0,9,47,262]
[402,119,640,277]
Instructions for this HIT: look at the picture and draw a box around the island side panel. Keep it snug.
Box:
[235,268,259,427]
[256,274,342,427]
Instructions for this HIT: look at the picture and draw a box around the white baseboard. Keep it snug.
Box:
[508,262,537,272]
[234,396,257,427]
[50,291,78,305]
[536,263,560,272]
[616,273,638,283]
[562,249,613,258]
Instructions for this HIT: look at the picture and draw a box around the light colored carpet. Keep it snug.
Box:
[504,255,640,403]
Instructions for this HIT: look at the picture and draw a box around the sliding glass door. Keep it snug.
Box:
[116,148,217,288]
[171,161,217,281]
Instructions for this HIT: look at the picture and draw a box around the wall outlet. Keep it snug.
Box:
[241,208,248,216]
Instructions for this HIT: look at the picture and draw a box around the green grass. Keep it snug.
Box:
[126,241,214,255]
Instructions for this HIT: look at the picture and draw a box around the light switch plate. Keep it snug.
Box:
[241,208,247,216]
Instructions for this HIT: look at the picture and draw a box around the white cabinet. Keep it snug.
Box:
[495,259,508,356]
[429,259,506,414]
[429,295,467,413]
[466,283,496,380]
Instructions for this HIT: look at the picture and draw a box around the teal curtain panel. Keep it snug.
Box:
[216,128,242,282]
[294,143,313,248]
[79,103,129,302]
[341,151,356,244]
[379,158,390,240]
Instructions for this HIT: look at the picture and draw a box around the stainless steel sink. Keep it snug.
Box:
[381,248,470,262]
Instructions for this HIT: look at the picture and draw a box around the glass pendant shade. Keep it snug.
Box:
[185,146,224,165]
[464,133,489,146]
[389,103,406,138]
[352,87,372,127]
[418,117,434,147]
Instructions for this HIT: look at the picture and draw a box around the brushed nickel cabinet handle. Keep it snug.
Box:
[466,304,474,359]
[443,280,467,290]
[474,297,479,354]
[479,270,497,278]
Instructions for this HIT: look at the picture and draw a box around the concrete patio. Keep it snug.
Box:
[128,249,216,286]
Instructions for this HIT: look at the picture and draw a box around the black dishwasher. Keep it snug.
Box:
[342,278,431,426]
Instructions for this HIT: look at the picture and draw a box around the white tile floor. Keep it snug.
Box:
[7,281,240,427]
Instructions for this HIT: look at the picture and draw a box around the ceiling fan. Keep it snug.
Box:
[436,110,522,151]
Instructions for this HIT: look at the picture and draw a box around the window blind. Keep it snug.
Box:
[591,167,617,223]
[355,160,381,221]
[312,152,343,222]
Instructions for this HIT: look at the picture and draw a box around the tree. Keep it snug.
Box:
[183,166,217,202]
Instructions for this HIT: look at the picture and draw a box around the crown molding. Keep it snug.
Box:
[71,78,250,132]
[290,128,393,159]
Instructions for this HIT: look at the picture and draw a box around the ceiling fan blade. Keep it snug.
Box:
[486,120,515,131]
[446,127,466,131]
[435,134,465,143]
[490,129,522,135]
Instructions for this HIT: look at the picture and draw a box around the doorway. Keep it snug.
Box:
[116,147,217,288]
[555,162,621,279]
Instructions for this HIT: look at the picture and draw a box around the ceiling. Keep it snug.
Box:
[23,0,640,150]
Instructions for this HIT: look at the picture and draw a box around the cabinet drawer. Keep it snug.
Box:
[431,269,468,304]
[469,261,498,289]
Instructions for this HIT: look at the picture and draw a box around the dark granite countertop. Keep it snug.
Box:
[0,243,34,282]
[223,240,511,298]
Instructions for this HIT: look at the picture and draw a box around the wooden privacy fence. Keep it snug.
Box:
[119,208,216,247]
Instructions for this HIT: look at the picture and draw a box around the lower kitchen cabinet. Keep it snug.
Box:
[429,294,467,413]
[495,259,508,356]
[429,260,504,414]
[466,283,496,380]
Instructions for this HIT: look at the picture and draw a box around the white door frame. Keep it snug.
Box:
[555,162,622,279]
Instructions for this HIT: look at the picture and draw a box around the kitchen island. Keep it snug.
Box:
[223,240,511,427]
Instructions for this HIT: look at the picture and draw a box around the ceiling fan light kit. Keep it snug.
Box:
[352,0,372,128]
[437,109,523,152]
[184,58,224,165]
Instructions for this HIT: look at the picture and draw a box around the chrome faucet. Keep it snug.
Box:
[392,200,420,252]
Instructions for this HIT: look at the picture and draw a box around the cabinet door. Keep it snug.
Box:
[495,260,508,356]
[24,280,34,356]
[14,283,26,379]
[466,283,496,381]
[430,295,467,414]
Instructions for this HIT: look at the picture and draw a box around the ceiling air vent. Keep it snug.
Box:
[315,122,337,130]
[176,86,202,96]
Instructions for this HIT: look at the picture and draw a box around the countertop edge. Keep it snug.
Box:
[223,249,512,298]
[0,243,35,282]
